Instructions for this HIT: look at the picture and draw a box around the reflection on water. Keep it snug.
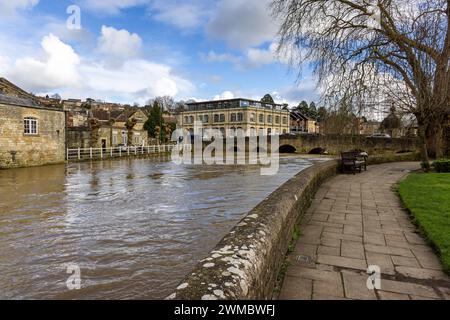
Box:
[0,155,315,299]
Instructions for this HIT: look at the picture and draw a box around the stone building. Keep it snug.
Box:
[0,78,65,168]
[178,98,290,136]
[290,111,318,134]
[66,108,148,149]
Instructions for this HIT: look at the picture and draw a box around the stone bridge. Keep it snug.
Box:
[200,134,420,155]
[278,134,420,155]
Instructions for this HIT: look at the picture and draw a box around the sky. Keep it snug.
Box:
[0,0,319,106]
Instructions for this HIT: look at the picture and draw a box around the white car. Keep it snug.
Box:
[369,133,391,138]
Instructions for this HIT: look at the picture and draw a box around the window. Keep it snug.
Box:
[267,128,272,135]
[184,116,189,124]
[113,134,118,145]
[24,117,38,135]
[198,115,204,122]
[267,115,272,123]
[230,113,237,122]
[259,114,264,123]
[275,116,280,124]
[214,114,220,123]
[250,113,255,122]
[122,131,128,145]
[204,115,209,123]
[219,114,225,122]
[240,100,249,107]
[282,116,288,125]
[189,116,194,124]
[283,129,287,134]
[237,113,244,122]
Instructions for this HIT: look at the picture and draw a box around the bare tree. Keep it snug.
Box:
[272,0,450,162]
[147,96,176,112]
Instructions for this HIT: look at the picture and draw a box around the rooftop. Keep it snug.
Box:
[185,98,288,112]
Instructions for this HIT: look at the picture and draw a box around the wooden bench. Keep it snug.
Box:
[341,151,368,174]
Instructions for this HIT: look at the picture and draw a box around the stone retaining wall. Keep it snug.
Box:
[169,160,339,300]
[168,152,420,300]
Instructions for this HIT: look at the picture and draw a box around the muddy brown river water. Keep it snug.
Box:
[0,155,318,299]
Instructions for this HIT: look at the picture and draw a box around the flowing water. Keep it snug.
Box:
[0,155,317,299]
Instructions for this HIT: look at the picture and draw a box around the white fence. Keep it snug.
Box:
[67,145,175,161]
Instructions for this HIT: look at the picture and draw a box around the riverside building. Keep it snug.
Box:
[178,98,290,137]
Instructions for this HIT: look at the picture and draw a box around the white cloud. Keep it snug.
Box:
[203,43,286,70]
[149,1,209,29]
[97,26,142,64]
[206,0,278,49]
[79,0,149,15]
[0,0,39,18]
[0,33,194,103]
[5,34,81,91]
[246,43,278,68]
[213,91,235,100]
[203,51,241,64]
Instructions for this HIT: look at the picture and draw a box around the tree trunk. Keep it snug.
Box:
[426,122,444,159]
[418,123,430,165]
[127,129,133,147]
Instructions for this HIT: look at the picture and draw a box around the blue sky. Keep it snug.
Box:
[0,0,319,106]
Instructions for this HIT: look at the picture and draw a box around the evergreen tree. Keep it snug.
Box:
[261,94,275,104]
[144,100,165,142]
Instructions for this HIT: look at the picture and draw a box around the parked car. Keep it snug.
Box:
[368,133,391,138]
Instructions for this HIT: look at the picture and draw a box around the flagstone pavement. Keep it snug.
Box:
[280,162,450,300]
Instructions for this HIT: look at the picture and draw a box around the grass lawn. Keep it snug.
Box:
[398,173,450,273]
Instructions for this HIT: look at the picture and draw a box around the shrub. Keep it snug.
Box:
[421,161,431,172]
[433,159,450,173]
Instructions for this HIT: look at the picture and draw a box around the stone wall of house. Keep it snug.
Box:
[66,128,90,149]
[0,104,66,168]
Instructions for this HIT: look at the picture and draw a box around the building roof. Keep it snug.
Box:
[0,93,41,108]
[0,78,63,111]
[290,111,310,121]
[186,98,286,107]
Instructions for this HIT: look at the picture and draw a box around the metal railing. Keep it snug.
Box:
[67,145,175,161]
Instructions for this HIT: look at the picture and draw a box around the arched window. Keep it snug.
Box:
[24,117,38,135]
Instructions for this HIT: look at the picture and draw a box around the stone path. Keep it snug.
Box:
[280,162,450,300]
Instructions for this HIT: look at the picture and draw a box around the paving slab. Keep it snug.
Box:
[280,162,450,300]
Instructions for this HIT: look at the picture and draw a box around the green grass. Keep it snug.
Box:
[398,173,450,273]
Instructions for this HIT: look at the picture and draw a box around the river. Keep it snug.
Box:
[0,155,317,299]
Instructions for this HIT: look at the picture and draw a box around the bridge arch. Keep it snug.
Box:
[279,145,297,154]
[308,147,327,155]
